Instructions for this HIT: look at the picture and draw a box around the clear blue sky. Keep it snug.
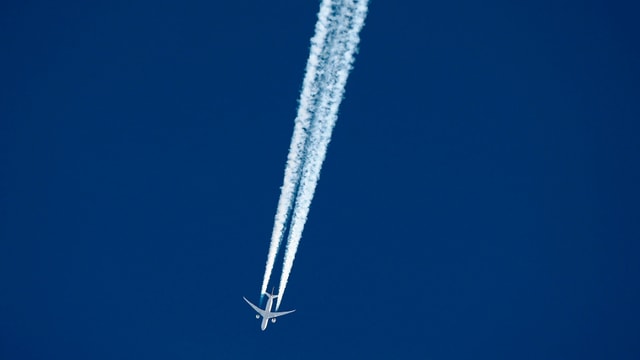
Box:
[2,0,639,359]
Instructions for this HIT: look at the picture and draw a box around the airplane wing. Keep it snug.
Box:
[243,297,268,318]
[269,309,296,318]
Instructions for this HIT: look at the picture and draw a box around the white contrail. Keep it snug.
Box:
[275,0,369,310]
[259,1,334,296]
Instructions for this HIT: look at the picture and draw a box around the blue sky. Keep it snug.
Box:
[1,0,639,359]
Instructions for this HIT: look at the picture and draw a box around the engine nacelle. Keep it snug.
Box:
[256,314,260,319]
[271,318,277,323]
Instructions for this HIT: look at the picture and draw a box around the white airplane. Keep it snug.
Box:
[243,289,295,331]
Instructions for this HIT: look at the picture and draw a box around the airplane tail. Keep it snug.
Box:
[265,287,279,299]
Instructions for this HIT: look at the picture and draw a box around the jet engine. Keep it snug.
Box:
[271,318,277,323]
[256,315,260,319]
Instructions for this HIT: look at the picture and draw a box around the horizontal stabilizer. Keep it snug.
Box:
[264,288,279,299]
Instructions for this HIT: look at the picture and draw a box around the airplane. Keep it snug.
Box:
[243,288,295,331]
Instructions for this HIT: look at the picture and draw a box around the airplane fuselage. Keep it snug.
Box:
[261,296,275,330]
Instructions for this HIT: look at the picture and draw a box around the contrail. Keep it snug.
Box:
[275,0,369,310]
[259,1,334,296]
